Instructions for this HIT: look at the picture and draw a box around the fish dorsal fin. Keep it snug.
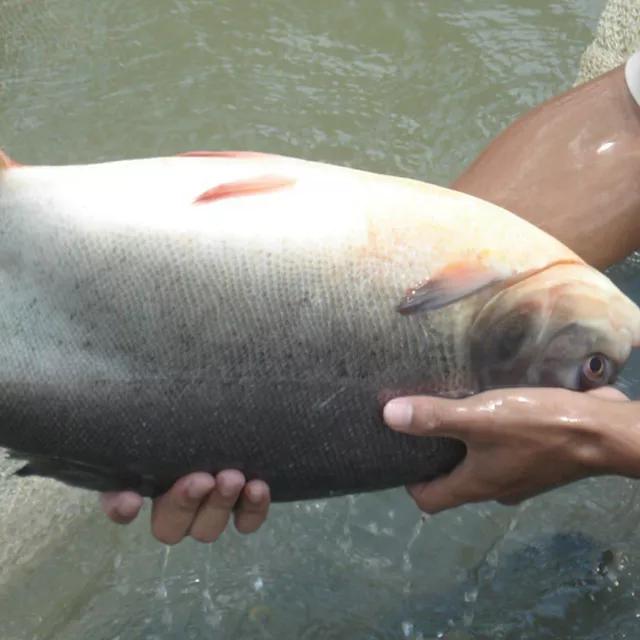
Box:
[194,175,295,204]
[397,261,511,315]
[179,150,275,159]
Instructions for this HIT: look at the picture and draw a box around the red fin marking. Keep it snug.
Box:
[194,175,295,204]
[0,149,22,169]
[179,150,274,159]
[397,261,508,315]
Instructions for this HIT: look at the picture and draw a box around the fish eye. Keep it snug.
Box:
[580,354,610,389]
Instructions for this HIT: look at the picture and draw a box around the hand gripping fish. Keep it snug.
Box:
[0,149,638,501]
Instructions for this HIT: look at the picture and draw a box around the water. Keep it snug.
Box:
[5,0,640,638]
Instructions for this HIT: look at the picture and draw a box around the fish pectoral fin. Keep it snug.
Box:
[397,261,511,315]
[193,175,296,204]
[11,452,160,496]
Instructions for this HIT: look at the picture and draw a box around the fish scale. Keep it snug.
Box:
[0,149,638,500]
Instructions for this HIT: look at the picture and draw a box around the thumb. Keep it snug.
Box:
[586,386,628,402]
[100,491,144,524]
[383,396,478,440]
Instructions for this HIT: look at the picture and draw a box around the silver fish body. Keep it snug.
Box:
[0,151,637,500]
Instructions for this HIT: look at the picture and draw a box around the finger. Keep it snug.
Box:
[497,478,573,506]
[497,489,543,506]
[100,491,144,525]
[384,395,487,439]
[497,494,526,506]
[406,463,487,514]
[151,472,216,545]
[234,480,271,534]
[188,470,246,543]
[586,386,629,402]
[385,388,588,439]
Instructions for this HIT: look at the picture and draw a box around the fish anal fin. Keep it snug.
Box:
[11,452,163,497]
[194,175,295,204]
[397,260,510,315]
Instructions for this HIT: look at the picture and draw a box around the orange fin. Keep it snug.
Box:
[397,261,510,315]
[0,149,21,169]
[194,175,295,204]
[179,150,275,159]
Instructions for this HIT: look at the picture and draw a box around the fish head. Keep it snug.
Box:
[469,262,640,391]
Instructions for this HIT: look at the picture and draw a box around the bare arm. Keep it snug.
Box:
[453,64,640,270]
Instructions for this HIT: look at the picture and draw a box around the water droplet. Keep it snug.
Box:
[365,522,379,535]
[401,620,414,637]
[486,548,499,567]
[161,606,173,627]
[463,587,478,603]
[402,552,412,573]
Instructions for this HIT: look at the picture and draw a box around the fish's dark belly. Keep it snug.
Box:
[4,376,466,501]
[0,212,473,500]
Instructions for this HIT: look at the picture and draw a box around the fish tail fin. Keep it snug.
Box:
[0,149,21,169]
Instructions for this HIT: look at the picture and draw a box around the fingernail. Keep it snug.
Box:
[186,478,211,501]
[384,399,413,430]
[218,480,238,499]
[246,485,262,503]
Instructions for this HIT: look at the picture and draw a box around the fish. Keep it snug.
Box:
[0,148,638,502]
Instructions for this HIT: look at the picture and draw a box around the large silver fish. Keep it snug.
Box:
[0,149,638,501]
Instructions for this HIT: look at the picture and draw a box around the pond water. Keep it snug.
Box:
[4,1,640,639]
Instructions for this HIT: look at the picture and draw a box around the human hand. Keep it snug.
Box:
[384,387,638,514]
[100,470,271,544]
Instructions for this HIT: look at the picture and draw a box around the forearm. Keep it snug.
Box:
[452,64,640,270]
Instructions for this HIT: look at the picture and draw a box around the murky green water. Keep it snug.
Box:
[6,1,640,639]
